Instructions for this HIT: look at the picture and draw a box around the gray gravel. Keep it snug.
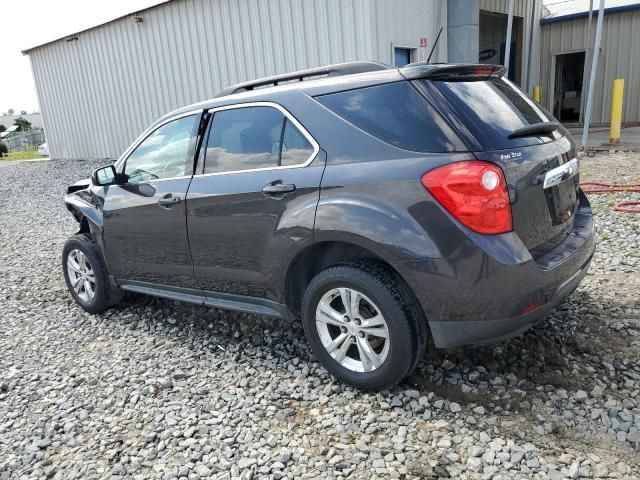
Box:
[1,152,639,480]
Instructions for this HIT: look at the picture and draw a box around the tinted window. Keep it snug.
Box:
[125,115,195,183]
[280,119,314,166]
[204,107,283,174]
[317,81,465,152]
[425,77,552,149]
[204,106,314,174]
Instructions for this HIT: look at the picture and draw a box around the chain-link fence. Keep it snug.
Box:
[3,129,46,152]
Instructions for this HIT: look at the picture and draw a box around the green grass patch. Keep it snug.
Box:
[0,149,47,161]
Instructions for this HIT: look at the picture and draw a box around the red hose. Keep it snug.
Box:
[580,182,640,213]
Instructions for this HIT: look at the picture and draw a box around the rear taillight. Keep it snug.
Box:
[421,161,512,235]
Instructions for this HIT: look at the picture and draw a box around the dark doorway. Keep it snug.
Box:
[479,11,523,84]
[553,52,585,122]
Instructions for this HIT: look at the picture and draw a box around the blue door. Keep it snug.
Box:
[394,48,412,67]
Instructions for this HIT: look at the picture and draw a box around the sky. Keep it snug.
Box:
[0,0,165,114]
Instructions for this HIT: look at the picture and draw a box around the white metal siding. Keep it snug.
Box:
[480,0,527,18]
[28,0,439,160]
[540,10,640,123]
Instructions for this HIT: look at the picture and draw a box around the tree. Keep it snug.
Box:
[14,117,32,132]
[7,108,14,115]
[0,125,6,133]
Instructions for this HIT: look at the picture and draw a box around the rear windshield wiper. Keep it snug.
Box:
[508,121,559,139]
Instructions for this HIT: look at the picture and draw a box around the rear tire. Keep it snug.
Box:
[302,262,426,390]
[62,234,122,314]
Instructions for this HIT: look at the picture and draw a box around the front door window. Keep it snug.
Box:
[125,115,196,183]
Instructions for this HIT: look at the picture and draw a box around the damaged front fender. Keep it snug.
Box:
[65,192,104,232]
[63,180,110,264]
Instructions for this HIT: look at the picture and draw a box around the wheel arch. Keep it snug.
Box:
[284,239,422,319]
[64,195,111,270]
[65,195,104,233]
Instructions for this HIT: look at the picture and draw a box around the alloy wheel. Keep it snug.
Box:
[67,249,96,303]
[315,287,390,373]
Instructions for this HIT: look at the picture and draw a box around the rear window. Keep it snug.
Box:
[317,81,466,153]
[423,77,554,149]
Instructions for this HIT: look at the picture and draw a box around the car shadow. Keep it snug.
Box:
[408,289,638,407]
[101,288,636,406]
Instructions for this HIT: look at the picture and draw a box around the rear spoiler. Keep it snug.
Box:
[509,121,560,139]
[400,63,506,82]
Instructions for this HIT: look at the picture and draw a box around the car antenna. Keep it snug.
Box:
[426,27,444,64]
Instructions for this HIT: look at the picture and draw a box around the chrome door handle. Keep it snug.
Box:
[262,183,296,195]
[158,193,181,208]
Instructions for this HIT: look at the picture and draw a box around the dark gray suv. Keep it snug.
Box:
[63,61,595,390]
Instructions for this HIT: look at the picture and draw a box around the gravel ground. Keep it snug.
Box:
[1,152,639,480]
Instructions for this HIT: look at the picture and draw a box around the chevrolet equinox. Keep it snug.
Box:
[63,61,595,390]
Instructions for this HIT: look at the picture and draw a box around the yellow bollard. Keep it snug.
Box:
[532,86,541,103]
[609,79,624,143]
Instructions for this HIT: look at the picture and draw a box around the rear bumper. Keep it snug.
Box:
[427,255,591,346]
[402,191,596,348]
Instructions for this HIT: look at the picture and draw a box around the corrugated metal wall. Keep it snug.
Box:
[479,0,527,18]
[540,10,640,123]
[28,0,439,160]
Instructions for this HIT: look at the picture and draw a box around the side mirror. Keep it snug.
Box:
[91,165,126,186]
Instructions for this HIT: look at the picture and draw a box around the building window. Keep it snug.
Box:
[393,47,414,67]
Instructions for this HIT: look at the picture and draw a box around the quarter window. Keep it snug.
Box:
[203,106,314,174]
[125,115,196,183]
[317,82,465,152]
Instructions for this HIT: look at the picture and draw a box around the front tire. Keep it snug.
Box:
[62,234,122,314]
[302,262,426,390]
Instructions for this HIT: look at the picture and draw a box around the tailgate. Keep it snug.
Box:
[476,137,580,252]
[414,71,579,252]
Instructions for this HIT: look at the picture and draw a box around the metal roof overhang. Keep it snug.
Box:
[541,3,640,24]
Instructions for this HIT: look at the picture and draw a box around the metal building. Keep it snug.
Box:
[540,0,640,124]
[478,0,544,91]
[24,0,542,160]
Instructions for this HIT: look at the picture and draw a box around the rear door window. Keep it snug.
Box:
[422,77,555,149]
[204,106,282,174]
[203,106,316,174]
[280,119,314,166]
[316,81,466,152]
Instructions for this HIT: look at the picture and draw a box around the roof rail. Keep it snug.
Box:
[216,61,393,97]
